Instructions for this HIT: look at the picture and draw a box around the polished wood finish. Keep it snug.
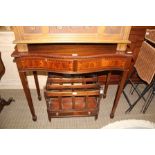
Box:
[18,71,37,121]
[12,44,133,121]
[44,74,101,121]
[12,27,155,85]
[103,72,111,98]
[13,44,132,73]
[110,70,128,118]
[12,26,131,52]
[33,71,41,100]
[11,26,155,121]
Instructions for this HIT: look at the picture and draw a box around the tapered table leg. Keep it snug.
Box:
[19,72,37,121]
[103,72,111,98]
[33,71,42,100]
[110,70,128,118]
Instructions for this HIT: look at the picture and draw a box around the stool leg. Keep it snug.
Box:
[142,91,154,113]
[122,70,136,107]
[130,83,139,94]
[124,68,136,89]
[141,81,155,113]
[123,90,132,107]
[125,81,153,113]
[129,80,146,102]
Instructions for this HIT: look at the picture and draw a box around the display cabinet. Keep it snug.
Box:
[12,26,131,52]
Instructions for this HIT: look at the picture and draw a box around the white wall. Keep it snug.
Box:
[0,31,47,89]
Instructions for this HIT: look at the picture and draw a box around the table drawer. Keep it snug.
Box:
[49,111,97,118]
[17,57,74,72]
[16,56,131,73]
[76,57,129,72]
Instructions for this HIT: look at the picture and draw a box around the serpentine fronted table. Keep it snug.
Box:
[12,44,133,121]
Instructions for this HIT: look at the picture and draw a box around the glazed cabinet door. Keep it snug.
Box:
[12,26,131,52]
[47,26,99,42]
[13,26,131,43]
[12,26,47,43]
[98,26,131,42]
[47,26,131,43]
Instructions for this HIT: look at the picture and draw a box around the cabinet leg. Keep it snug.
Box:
[110,71,128,118]
[19,72,37,121]
[33,71,42,101]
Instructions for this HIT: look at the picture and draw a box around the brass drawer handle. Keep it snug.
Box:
[88,111,91,115]
[72,53,78,56]
[72,92,77,95]
[146,32,149,35]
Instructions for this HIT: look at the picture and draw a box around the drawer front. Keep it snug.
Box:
[49,111,97,118]
[17,57,74,73]
[16,56,131,73]
[76,57,129,72]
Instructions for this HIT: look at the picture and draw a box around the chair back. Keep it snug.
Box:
[134,40,155,84]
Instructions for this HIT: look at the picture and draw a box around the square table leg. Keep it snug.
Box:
[33,71,42,101]
[110,70,128,118]
[18,71,37,121]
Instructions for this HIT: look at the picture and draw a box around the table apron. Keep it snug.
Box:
[15,57,131,73]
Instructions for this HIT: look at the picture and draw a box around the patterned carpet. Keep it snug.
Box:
[0,85,155,128]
